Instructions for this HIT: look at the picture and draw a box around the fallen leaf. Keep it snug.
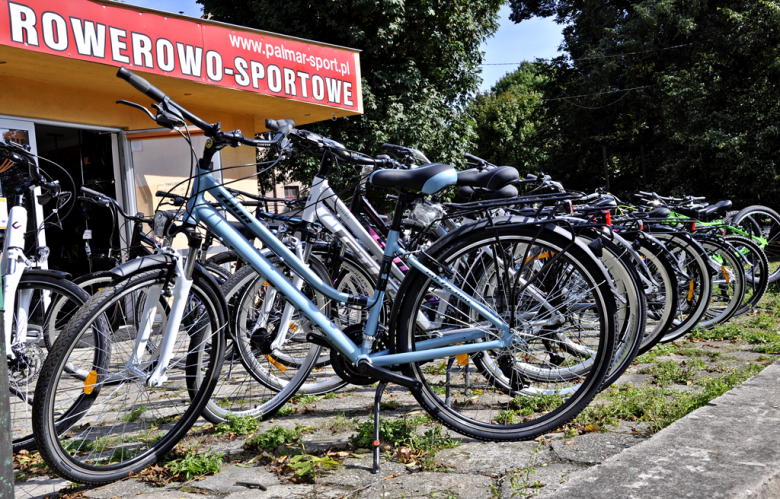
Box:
[686,380,692,385]
[564,441,576,446]
[585,424,600,433]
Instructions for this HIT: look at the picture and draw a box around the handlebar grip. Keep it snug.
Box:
[637,191,652,197]
[117,67,167,103]
[155,190,183,200]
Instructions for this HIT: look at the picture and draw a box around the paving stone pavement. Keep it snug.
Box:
[13,349,780,498]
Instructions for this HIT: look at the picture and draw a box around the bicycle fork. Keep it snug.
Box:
[126,233,200,387]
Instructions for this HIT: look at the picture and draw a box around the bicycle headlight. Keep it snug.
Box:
[153,210,176,246]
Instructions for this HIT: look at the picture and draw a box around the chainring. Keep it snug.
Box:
[330,324,388,385]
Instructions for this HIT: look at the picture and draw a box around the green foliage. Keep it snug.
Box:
[639,359,700,386]
[276,404,296,417]
[467,62,550,171]
[350,414,419,448]
[511,392,565,415]
[213,413,260,436]
[168,450,223,480]
[199,0,503,192]
[284,453,342,482]
[244,425,302,452]
[123,406,146,423]
[575,363,765,433]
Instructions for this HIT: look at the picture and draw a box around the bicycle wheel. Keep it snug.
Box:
[32,267,226,484]
[696,237,746,328]
[651,232,713,343]
[732,205,780,283]
[576,232,645,389]
[201,254,338,424]
[10,272,89,451]
[626,235,679,355]
[723,235,769,316]
[395,222,616,440]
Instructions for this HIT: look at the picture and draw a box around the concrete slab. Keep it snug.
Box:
[539,360,780,498]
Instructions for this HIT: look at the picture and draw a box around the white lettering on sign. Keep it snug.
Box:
[156,38,174,71]
[325,77,341,104]
[9,2,39,46]
[206,50,222,81]
[109,27,129,63]
[70,18,106,58]
[176,42,202,77]
[131,32,153,68]
[41,11,66,51]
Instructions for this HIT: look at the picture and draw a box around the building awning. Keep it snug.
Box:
[0,0,363,130]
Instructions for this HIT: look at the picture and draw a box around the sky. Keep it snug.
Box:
[120,1,564,93]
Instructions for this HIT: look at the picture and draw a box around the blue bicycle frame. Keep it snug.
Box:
[186,167,514,368]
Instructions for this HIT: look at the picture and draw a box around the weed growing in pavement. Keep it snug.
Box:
[123,405,147,423]
[168,450,223,480]
[245,425,303,452]
[292,394,322,405]
[508,443,544,498]
[213,413,260,436]
[640,360,700,386]
[324,391,337,399]
[634,343,681,363]
[283,451,342,482]
[350,414,425,448]
[574,363,765,433]
[329,412,359,432]
[741,330,780,344]
[276,404,297,417]
[511,393,565,415]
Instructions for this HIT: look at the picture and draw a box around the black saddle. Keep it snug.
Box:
[457,166,519,190]
[370,163,457,194]
[456,184,518,202]
[647,207,671,218]
[675,200,732,221]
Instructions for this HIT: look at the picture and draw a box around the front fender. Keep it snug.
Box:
[109,254,174,279]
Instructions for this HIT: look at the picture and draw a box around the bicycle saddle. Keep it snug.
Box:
[456,184,518,201]
[370,163,457,194]
[647,207,671,218]
[456,166,519,190]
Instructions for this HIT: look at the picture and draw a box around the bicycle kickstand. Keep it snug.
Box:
[371,381,388,474]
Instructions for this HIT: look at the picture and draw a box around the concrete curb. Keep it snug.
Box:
[541,360,780,498]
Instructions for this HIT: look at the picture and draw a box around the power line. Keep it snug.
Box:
[481,43,693,65]
[544,84,656,102]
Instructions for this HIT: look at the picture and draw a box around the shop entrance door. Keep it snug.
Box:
[35,125,120,277]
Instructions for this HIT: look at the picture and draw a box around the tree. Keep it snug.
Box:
[199,0,502,190]
[502,0,780,208]
[467,61,550,172]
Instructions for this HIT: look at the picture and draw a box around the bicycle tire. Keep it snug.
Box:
[695,237,746,328]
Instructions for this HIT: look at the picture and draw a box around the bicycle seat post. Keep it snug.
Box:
[371,381,388,474]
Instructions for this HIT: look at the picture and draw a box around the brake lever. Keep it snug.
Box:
[152,101,186,129]
[116,100,156,121]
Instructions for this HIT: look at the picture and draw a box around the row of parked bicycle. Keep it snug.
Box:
[4,67,779,485]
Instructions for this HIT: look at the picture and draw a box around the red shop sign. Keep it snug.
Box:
[0,0,361,111]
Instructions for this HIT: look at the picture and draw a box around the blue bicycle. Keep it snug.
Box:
[32,68,618,484]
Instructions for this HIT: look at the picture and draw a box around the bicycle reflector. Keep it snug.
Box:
[602,210,612,225]
[563,200,573,214]
[638,220,644,231]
